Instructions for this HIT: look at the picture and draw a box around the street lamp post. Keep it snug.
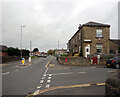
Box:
[21,26,26,59]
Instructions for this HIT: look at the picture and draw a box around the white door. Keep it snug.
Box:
[85,46,90,57]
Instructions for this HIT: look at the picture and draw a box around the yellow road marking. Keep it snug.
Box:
[26,83,105,97]
[45,57,53,68]
[96,83,105,86]
[49,64,55,67]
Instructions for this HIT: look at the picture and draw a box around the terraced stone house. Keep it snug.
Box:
[68,21,111,57]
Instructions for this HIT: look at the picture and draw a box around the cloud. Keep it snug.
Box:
[2,0,119,51]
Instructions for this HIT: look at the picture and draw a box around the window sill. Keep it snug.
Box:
[96,37,104,38]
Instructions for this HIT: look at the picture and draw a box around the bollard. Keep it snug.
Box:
[22,58,25,65]
[29,57,31,62]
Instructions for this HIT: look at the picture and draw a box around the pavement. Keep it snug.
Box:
[2,56,118,96]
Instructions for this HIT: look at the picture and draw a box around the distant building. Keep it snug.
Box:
[109,39,120,54]
[55,49,67,55]
[68,21,111,57]
[0,45,8,56]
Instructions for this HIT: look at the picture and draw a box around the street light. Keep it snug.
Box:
[21,26,26,59]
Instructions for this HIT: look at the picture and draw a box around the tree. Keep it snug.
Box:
[33,48,39,52]
[47,49,55,55]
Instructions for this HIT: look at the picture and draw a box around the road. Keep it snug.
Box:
[2,56,117,96]
[2,56,52,95]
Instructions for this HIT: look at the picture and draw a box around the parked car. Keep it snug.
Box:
[43,55,47,58]
[106,56,120,69]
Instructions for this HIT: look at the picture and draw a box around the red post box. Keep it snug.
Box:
[93,57,97,64]
[65,58,67,62]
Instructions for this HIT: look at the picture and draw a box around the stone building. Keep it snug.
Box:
[0,45,8,56]
[68,21,111,57]
[55,49,67,55]
[109,39,120,54]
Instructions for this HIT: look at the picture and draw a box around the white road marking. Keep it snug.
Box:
[33,90,40,95]
[48,77,51,79]
[108,71,114,72]
[43,74,46,77]
[78,72,87,74]
[51,72,73,76]
[37,86,41,89]
[2,72,9,75]
[16,65,20,67]
[12,69,19,73]
[40,80,44,84]
[42,77,45,79]
[92,67,96,68]
[45,84,50,88]
[47,80,51,83]
[49,74,52,76]
[44,68,48,75]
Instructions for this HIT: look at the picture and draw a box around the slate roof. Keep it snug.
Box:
[84,21,110,27]
[110,39,120,45]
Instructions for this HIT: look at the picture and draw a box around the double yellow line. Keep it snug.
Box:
[45,57,53,68]
[27,83,105,97]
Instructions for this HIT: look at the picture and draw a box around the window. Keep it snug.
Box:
[96,44,102,54]
[79,32,81,40]
[110,50,113,54]
[96,29,102,38]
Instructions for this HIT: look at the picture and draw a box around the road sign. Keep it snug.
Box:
[22,58,25,65]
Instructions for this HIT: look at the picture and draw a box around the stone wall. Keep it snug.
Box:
[105,71,120,96]
[1,56,29,63]
[58,56,91,66]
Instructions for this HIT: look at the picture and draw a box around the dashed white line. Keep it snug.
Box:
[108,71,114,73]
[49,74,52,76]
[43,74,46,77]
[2,72,9,75]
[12,69,19,73]
[37,86,41,89]
[47,80,51,83]
[44,68,48,75]
[48,77,51,79]
[45,84,50,88]
[92,67,96,68]
[51,72,73,76]
[78,72,87,74]
[42,77,45,79]
[40,80,44,84]
[32,90,40,95]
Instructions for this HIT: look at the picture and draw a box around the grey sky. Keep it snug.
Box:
[1,0,119,52]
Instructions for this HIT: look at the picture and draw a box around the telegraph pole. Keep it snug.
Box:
[58,40,59,49]
[20,26,26,59]
[30,41,32,52]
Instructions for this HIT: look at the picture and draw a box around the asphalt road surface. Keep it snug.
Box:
[2,56,117,96]
[2,56,52,95]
